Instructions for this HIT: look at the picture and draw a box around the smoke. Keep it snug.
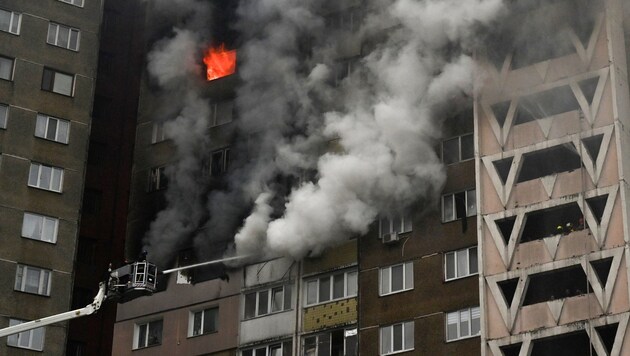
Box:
[141,0,506,265]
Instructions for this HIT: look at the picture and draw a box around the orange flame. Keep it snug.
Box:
[203,45,236,81]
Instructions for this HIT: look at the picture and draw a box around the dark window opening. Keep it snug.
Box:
[515,85,580,125]
[210,148,230,177]
[579,77,599,105]
[331,329,344,355]
[530,330,592,356]
[517,143,581,183]
[520,202,584,243]
[491,101,511,128]
[493,157,513,185]
[523,265,591,306]
[595,323,618,354]
[500,343,522,356]
[498,278,519,306]
[591,257,613,286]
[582,134,603,162]
[586,194,608,224]
[496,216,516,245]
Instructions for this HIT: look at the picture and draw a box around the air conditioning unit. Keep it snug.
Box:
[382,232,399,244]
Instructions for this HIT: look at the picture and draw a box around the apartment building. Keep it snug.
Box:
[478,0,630,354]
[0,0,103,354]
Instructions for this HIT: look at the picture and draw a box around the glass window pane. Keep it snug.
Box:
[393,324,403,351]
[46,119,57,140]
[47,23,56,44]
[41,270,49,295]
[319,277,330,302]
[271,287,283,312]
[333,274,344,299]
[39,165,52,188]
[404,321,414,350]
[22,213,41,239]
[0,104,7,128]
[307,280,318,305]
[53,72,73,95]
[467,189,477,216]
[461,134,474,160]
[192,312,202,335]
[283,284,292,310]
[258,290,269,315]
[255,348,266,356]
[381,268,390,295]
[69,30,79,50]
[442,138,459,164]
[203,308,217,333]
[0,57,12,80]
[446,253,455,279]
[405,262,413,289]
[457,249,468,278]
[43,217,56,242]
[147,320,162,346]
[57,120,69,143]
[25,267,40,293]
[35,115,47,137]
[57,26,69,48]
[391,265,403,292]
[243,350,253,356]
[138,324,147,347]
[10,14,20,34]
[469,247,478,274]
[345,333,358,356]
[31,327,44,350]
[304,336,317,356]
[459,310,470,337]
[346,271,357,296]
[51,168,62,191]
[446,312,458,341]
[244,293,256,318]
[28,164,39,186]
[443,195,454,222]
[270,345,282,356]
[0,11,10,32]
[318,333,330,356]
[381,327,391,355]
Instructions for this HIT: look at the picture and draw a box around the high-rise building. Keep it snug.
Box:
[0,0,103,354]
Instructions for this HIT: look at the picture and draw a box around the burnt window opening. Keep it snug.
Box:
[517,143,582,183]
[586,194,608,224]
[491,101,511,128]
[498,278,519,306]
[515,85,580,125]
[530,330,593,356]
[595,323,618,355]
[493,157,513,185]
[522,265,591,306]
[582,134,604,162]
[579,77,599,105]
[520,202,584,243]
[591,257,613,286]
[210,147,230,177]
[496,216,516,245]
[500,343,522,356]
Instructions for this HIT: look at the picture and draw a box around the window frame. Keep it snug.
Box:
[14,264,52,296]
[379,262,414,296]
[57,0,85,7]
[0,103,8,129]
[243,284,292,319]
[134,319,163,349]
[380,321,414,355]
[21,212,59,244]
[441,188,476,223]
[445,246,478,281]
[47,22,80,51]
[41,67,75,97]
[210,147,230,176]
[28,162,64,193]
[151,121,166,144]
[241,340,292,356]
[188,307,219,337]
[304,269,357,306]
[210,101,234,127]
[0,9,22,35]
[445,306,481,342]
[441,132,474,165]
[303,328,357,356]
[378,214,412,239]
[148,166,168,192]
[0,55,14,81]
[35,113,70,144]
[7,318,45,351]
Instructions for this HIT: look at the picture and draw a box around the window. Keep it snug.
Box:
[305,269,357,306]
[0,55,14,81]
[442,189,476,222]
[210,148,230,176]
[7,319,44,351]
[442,133,473,164]
[380,262,413,295]
[21,212,58,243]
[14,265,51,296]
[0,9,21,35]
[42,68,74,96]
[47,23,80,51]
[210,101,234,127]
[242,340,292,356]
[35,114,70,144]
[0,103,7,129]
[28,163,64,192]
[189,307,218,337]
[304,329,357,356]
[379,214,412,238]
[58,0,84,7]
[151,122,166,143]
[134,319,163,349]
[148,166,168,191]
[380,321,414,355]
[445,247,478,281]
[244,284,292,319]
[446,306,480,341]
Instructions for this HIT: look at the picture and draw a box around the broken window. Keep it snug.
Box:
[530,330,593,356]
[519,202,584,243]
[516,143,581,183]
[442,189,476,222]
[304,328,357,356]
[148,166,168,192]
[210,147,230,176]
[378,214,412,238]
[522,265,591,305]
[515,85,580,125]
